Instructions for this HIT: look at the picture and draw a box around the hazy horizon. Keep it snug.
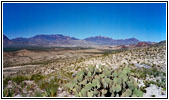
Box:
[3,33,165,43]
[3,3,166,42]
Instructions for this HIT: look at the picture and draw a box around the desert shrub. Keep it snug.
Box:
[140,86,146,93]
[3,77,12,88]
[34,92,44,97]
[39,77,59,97]
[151,94,156,97]
[131,68,165,80]
[11,76,29,84]
[144,80,166,89]
[30,74,44,82]
[66,66,143,97]
[3,88,15,97]
[4,76,28,87]
[131,67,166,90]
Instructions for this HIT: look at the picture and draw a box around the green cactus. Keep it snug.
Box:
[105,78,112,84]
[96,81,101,89]
[113,77,118,84]
[122,66,131,74]
[93,90,99,96]
[119,73,128,82]
[78,92,82,97]
[102,78,112,88]
[121,89,132,97]
[88,71,92,76]
[75,92,79,97]
[80,79,87,85]
[81,88,87,97]
[112,71,118,77]
[66,82,76,90]
[117,78,122,85]
[122,75,128,82]
[103,69,112,77]
[115,84,122,92]
[95,68,100,74]
[102,81,109,88]
[92,79,99,87]
[66,66,143,97]
[91,81,97,87]
[74,85,81,93]
[88,66,95,74]
[129,77,135,83]
[98,68,102,73]
[77,75,83,82]
[94,75,100,80]
[85,83,93,91]
[127,81,135,90]
[86,76,92,82]
[87,91,93,97]
[110,85,115,92]
[99,73,105,78]
[132,94,137,97]
[77,70,85,76]
[133,88,143,97]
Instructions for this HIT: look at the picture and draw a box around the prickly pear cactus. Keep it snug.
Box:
[66,66,143,97]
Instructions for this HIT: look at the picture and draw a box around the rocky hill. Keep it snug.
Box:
[3,35,13,45]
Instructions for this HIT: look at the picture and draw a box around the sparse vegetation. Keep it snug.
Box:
[30,74,44,82]
[3,44,166,97]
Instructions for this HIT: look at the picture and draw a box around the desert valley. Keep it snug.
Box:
[3,34,166,97]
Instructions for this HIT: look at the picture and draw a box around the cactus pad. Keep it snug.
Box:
[66,65,143,97]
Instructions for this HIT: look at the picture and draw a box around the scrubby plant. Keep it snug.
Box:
[140,86,146,93]
[131,67,166,90]
[66,66,143,97]
[11,76,29,84]
[30,74,44,82]
[3,88,15,97]
[34,91,44,97]
[131,67,166,80]
[151,94,156,97]
[3,77,11,88]
[38,77,59,97]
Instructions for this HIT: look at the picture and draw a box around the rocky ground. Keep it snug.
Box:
[3,45,166,97]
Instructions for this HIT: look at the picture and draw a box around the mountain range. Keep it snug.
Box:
[3,34,146,47]
[84,36,140,45]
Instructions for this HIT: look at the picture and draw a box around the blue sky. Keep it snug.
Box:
[3,3,166,42]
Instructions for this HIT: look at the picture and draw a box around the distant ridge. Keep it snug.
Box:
[4,34,96,47]
[84,36,139,45]
[3,34,154,47]
[152,40,166,47]
[3,35,12,45]
[135,42,151,47]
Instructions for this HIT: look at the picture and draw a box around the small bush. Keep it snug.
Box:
[3,77,11,88]
[30,74,44,82]
[39,77,59,97]
[140,86,146,93]
[34,92,44,97]
[12,76,29,84]
[3,88,15,97]
[151,94,156,97]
